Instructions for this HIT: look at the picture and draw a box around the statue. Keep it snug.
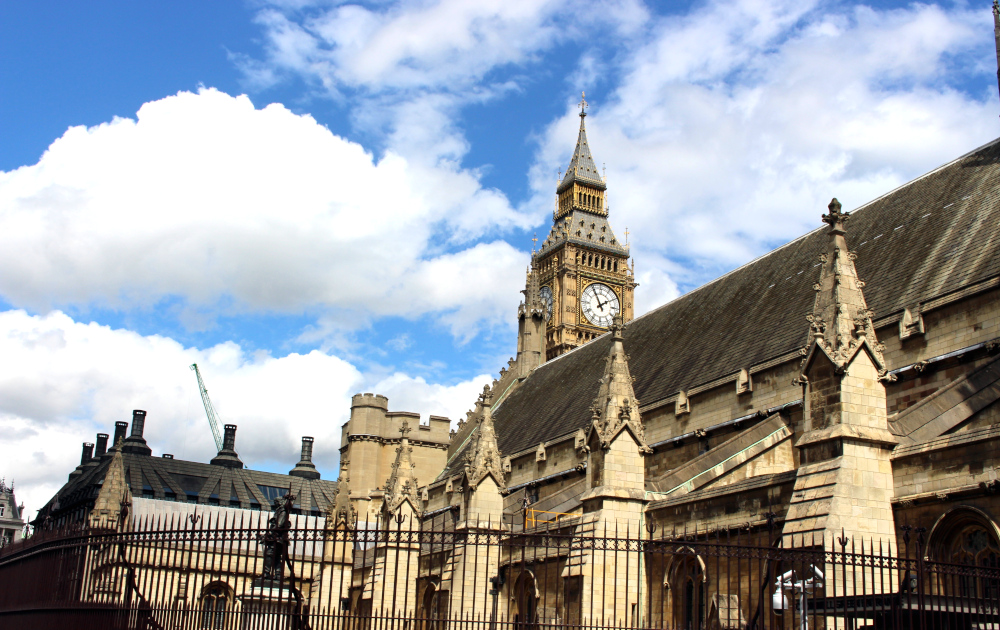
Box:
[261,491,295,580]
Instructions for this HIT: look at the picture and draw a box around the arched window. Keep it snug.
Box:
[512,570,539,629]
[928,508,1000,599]
[200,582,233,629]
[666,553,706,630]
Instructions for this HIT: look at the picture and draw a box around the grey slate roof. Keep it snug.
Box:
[35,451,338,524]
[535,210,629,258]
[557,113,607,194]
[494,137,1000,458]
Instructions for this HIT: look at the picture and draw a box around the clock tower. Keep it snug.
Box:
[531,95,636,360]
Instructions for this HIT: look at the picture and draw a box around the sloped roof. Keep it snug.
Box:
[536,210,629,258]
[36,451,339,524]
[557,113,606,194]
[494,137,1000,457]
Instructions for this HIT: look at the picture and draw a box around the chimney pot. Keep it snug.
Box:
[223,424,237,451]
[80,442,94,465]
[210,424,243,468]
[301,436,314,462]
[131,410,147,437]
[95,433,109,457]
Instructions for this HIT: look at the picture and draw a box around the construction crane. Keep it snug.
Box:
[190,363,224,452]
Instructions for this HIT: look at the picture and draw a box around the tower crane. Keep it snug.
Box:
[190,363,224,452]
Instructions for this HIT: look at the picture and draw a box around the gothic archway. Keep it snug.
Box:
[420,578,447,630]
[665,550,707,630]
[199,581,233,629]
[512,569,539,630]
[927,507,1000,600]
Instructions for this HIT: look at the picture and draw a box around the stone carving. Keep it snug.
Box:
[328,458,356,527]
[675,391,690,416]
[383,420,420,516]
[463,388,507,490]
[535,442,547,462]
[589,316,652,453]
[736,368,752,395]
[801,198,893,381]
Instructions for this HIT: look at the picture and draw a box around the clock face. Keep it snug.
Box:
[581,283,620,327]
[539,286,553,318]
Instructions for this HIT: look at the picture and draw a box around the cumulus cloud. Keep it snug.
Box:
[0,89,533,339]
[527,0,998,300]
[0,309,490,521]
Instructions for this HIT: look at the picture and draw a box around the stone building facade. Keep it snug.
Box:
[27,91,1000,627]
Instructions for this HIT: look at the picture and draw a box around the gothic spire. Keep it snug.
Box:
[383,420,420,515]
[557,92,606,195]
[464,386,507,490]
[519,265,544,318]
[329,457,356,527]
[89,437,130,529]
[802,198,890,379]
[589,316,651,451]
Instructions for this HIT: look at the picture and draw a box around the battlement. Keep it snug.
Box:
[351,393,389,410]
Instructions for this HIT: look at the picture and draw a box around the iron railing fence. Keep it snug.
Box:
[0,511,998,630]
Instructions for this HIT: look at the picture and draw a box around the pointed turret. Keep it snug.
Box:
[89,437,130,529]
[783,198,898,546]
[557,93,606,196]
[383,420,420,516]
[463,388,506,491]
[589,316,650,452]
[801,198,890,379]
[329,457,356,527]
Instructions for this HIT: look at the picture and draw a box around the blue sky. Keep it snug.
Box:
[2,0,998,516]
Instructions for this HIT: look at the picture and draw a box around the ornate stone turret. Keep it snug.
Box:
[89,437,130,529]
[783,198,898,548]
[328,458,356,527]
[802,198,890,380]
[589,316,651,453]
[463,387,506,491]
[383,420,420,517]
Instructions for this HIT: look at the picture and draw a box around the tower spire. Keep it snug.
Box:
[557,94,606,196]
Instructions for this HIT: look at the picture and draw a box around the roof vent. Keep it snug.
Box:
[162,454,174,459]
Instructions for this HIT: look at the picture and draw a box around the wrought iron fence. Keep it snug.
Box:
[1,510,998,630]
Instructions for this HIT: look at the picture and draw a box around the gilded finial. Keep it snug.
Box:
[578,91,588,117]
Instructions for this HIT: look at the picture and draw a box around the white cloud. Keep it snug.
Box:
[0,89,533,339]
[0,309,490,522]
[529,0,997,302]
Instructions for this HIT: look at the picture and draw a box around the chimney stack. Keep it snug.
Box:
[121,409,152,455]
[80,442,94,465]
[112,421,128,450]
[289,436,321,480]
[95,433,109,457]
[210,424,244,469]
[130,409,146,437]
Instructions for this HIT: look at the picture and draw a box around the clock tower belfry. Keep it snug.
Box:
[530,94,636,360]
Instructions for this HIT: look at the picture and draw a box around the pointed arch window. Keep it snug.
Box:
[199,582,233,629]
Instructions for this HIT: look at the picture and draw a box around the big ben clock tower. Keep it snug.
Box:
[531,94,636,360]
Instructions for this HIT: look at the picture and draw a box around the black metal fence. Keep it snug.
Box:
[1,510,998,630]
